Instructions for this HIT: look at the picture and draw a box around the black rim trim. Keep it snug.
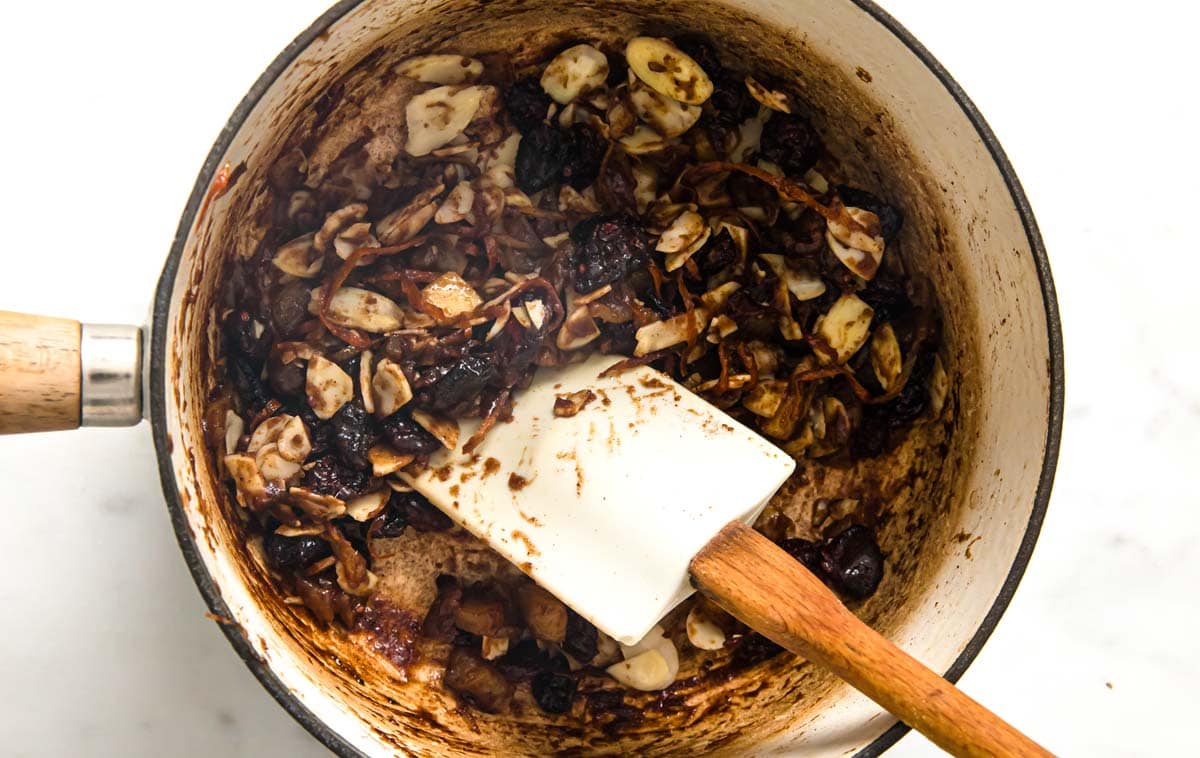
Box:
[147,1,1064,756]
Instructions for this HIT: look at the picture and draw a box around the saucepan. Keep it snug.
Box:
[0,0,1062,754]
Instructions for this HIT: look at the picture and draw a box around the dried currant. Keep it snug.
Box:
[759,113,824,176]
[515,123,569,193]
[531,671,577,714]
[569,214,650,293]
[302,455,369,501]
[225,310,270,362]
[835,185,904,241]
[819,525,884,599]
[504,76,552,134]
[697,229,738,277]
[562,123,606,190]
[378,412,442,455]
[331,402,375,471]
[263,533,331,573]
[562,608,598,663]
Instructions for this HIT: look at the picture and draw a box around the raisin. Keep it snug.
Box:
[263,533,331,573]
[733,633,784,664]
[423,355,496,414]
[562,608,598,663]
[835,185,904,241]
[820,525,884,599]
[515,123,569,194]
[697,229,738,277]
[562,123,607,190]
[708,73,759,128]
[378,412,441,455]
[271,281,312,339]
[266,354,306,399]
[496,638,551,682]
[393,490,453,532]
[778,537,825,577]
[374,496,409,537]
[531,671,577,714]
[570,214,650,293]
[504,76,552,134]
[673,35,723,76]
[303,455,369,501]
[760,114,824,176]
[331,402,375,471]
[225,311,270,362]
[490,318,543,387]
[229,355,270,412]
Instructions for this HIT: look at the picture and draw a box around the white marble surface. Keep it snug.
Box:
[0,1,1195,755]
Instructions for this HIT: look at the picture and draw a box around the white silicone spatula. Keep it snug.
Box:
[403,354,1049,758]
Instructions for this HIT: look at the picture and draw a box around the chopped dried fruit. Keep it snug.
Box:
[759,113,824,176]
[821,525,885,599]
[531,671,577,714]
[570,214,651,293]
[504,76,553,133]
[264,532,331,573]
[330,402,375,470]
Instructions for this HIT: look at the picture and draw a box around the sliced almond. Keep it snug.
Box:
[256,443,302,482]
[434,182,475,224]
[556,307,601,351]
[395,54,483,85]
[318,286,405,333]
[372,358,413,417]
[481,636,510,661]
[730,112,765,163]
[359,350,375,415]
[248,414,292,454]
[224,410,244,455]
[619,124,669,155]
[744,75,794,113]
[411,410,460,450]
[743,378,788,417]
[287,487,347,520]
[274,523,325,538]
[632,162,658,214]
[484,301,512,342]
[655,210,706,253]
[422,272,482,318]
[707,313,738,342]
[870,323,903,391]
[686,605,727,650]
[540,44,609,104]
[758,254,827,301]
[333,221,380,261]
[559,185,600,214]
[306,355,353,420]
[664,225,711,272]
[828,205,885,255]
[606,648,672,691]
[525,299,550,330]
[272,234,322,278]
[346,489,390,522]
[825,228,883,281]
[816,294,874,364]
[695,373,753,392]
[276,415,312,463]
[633,308,710,356]
[629,76,701,138]
[803,168,830,193]
[625,37,713,105]
[405,85,488,157]
[225,454,266,509]
[700,282,740,310]
[929,354,949,418]
[368,444,415,477]
[376,183,444,245]
[314,203,368,252]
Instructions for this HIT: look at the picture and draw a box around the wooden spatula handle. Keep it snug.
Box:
[0,310,82,434]
[691,521,1051,758]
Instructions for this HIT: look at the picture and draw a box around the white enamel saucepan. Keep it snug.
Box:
[0,1,1062,755]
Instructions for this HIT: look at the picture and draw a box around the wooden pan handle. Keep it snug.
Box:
[0,310,82,434]
[691,521,1051,758]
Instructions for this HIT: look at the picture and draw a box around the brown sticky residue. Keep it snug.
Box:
[518,561,533,574]
[195,162,233,232]
[559,450,585,495]
[433,465,454,482]
[855,66,873,83]
[511,530,540,556]
[517,508,543,527]
[355,603,421,670]
[639,376,667,390]
[598,388,612,406]
[449,484,460,497]
[482,457,501,478]
[508,472,531,490]
[205,611,236,625]
[460,470,476,484]
[554,389,597,418]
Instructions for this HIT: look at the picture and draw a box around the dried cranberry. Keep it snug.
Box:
[820,525,884,599]
[264,533,331,573]
[778,537,825,577]
[504,76,552,134]
[515,123,569,193]
[422,355,496,414]
[531,671,577,714]
[835,185,904,240]
[331,402,374,471]
[562,123,606,190]
[374,496,409,537]
[270,281,311,339]
[562,608,598,663]
[378,412,441,455]
[302,455,369,501]
[394,490,452,532]
[697,229,738,277]
[225,311,270,362]
[570,214,650,293]
[760,114,824,176]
